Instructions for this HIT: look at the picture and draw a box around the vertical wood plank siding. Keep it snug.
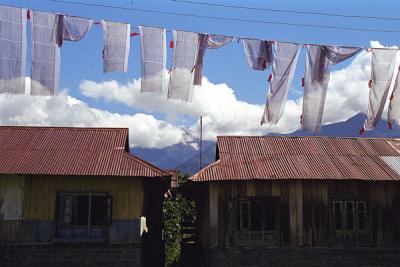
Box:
[200,180,400,249]
[23,175,144,220]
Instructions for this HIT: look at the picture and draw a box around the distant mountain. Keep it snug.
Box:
[132,113,399,175]
[133,140,216,175]
[275,113,400,138]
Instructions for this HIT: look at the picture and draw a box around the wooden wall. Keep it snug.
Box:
[0,175,25,242]
[23,175,144,220]
[0,175,24,219]
[196,180,400,249]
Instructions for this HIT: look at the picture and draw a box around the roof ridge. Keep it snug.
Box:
[217,135,400,140]
[0,126,129,131]
[124,152,170,177]
[189,159,221,182]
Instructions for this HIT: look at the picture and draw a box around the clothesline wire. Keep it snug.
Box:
[4,2,400,51]
[47,0,400,34]
[170,0,400,22]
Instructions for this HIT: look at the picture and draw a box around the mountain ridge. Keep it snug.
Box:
[132,113,400,175]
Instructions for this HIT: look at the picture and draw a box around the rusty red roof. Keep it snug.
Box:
[190,136,400,182]
[0,126,169,177]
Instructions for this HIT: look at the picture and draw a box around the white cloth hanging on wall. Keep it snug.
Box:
[388,67,400,127]
[193,34,233,85]
[364,49,397,130]
[302,45,362,132]
[30,10,60,96]
[242,38,273,71]
[261,42,301,125]
[56,15,93,46]
[0,6,26,94]
[139,26,166,93]
[168,30,199,102]
[102,20,130,73]
[0,186,23,220]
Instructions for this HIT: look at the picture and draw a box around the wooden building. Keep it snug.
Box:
[189,136,400,267]
[0,126,170,267]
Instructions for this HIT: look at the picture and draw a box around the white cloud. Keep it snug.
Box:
[80,74,302,140]
[1,41,397,149]
[0,91,186,148]
[80,46,381,140]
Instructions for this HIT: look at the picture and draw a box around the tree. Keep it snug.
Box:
[163,173,196,267]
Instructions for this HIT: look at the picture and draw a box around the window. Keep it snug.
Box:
[345,201,354,230]
[56,193,112,240]
[239,201,250,230]
[331,199,367,232]
[357,201,366,230]
[333,201,342,230]
[265,199,276,231]
[238,197,279,232]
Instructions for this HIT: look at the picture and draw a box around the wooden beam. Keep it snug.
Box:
[209,183,219,248]
[289,180,303,246]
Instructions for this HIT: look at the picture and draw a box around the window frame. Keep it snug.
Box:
[55,192,112,241]
[332,200,343,230]
[239,200,251,231]
[237,197,279,232]
[331,199,368,232]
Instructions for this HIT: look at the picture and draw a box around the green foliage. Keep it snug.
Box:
[163,176,196,267]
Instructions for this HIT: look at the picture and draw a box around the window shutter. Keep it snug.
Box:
[55,194,61,236]
[106,196,113,225]
[227,200,238,246]
[228,200,238,231]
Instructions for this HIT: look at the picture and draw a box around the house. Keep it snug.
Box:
[0,126,171,267]
[188,136,400,267]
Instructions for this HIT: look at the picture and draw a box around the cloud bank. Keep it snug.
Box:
[0,91,186,148]
[0,41,397,148]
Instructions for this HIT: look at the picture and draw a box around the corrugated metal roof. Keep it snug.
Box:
[190,136,400,182]
[381,156,400,175]
[0,126,169,177]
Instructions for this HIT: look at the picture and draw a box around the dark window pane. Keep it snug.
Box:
[357,202,366,230]
[346,202,354,230]
[265,199,276,231]
[62,196,73,226]
[91,196,106,226]
[75,195,89,226]
[357,202,365,212]
[250,200,262,231]
[240,202,250,230]
[333,202,342,230]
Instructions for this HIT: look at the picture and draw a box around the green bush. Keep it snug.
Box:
[163,174,196,267]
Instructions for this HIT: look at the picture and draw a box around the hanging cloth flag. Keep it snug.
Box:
[193,34,233,85]
[388,66,400,128]
[102,20,130,73]
[139,26,166,93]
[364,49,397,130]
[242,38,273,71]
[56,15,93,46]
[302,45,362,132]
[168,30,199,102]
[261,42,301,125]
[0,5,26,94]
[30,11,60,96]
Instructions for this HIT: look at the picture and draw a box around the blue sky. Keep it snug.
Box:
[0,0,400,147]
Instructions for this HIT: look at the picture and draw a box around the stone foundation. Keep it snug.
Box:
[207,247,400,267]
[0,243,142,267]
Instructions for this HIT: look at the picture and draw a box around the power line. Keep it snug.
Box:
[48,0,400,34]
[171,0,400,22]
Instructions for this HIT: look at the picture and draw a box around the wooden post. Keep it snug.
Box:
[199,116,203,171]
[209,183,218,248]
[289,180,303,246]
[87,194,91,239]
